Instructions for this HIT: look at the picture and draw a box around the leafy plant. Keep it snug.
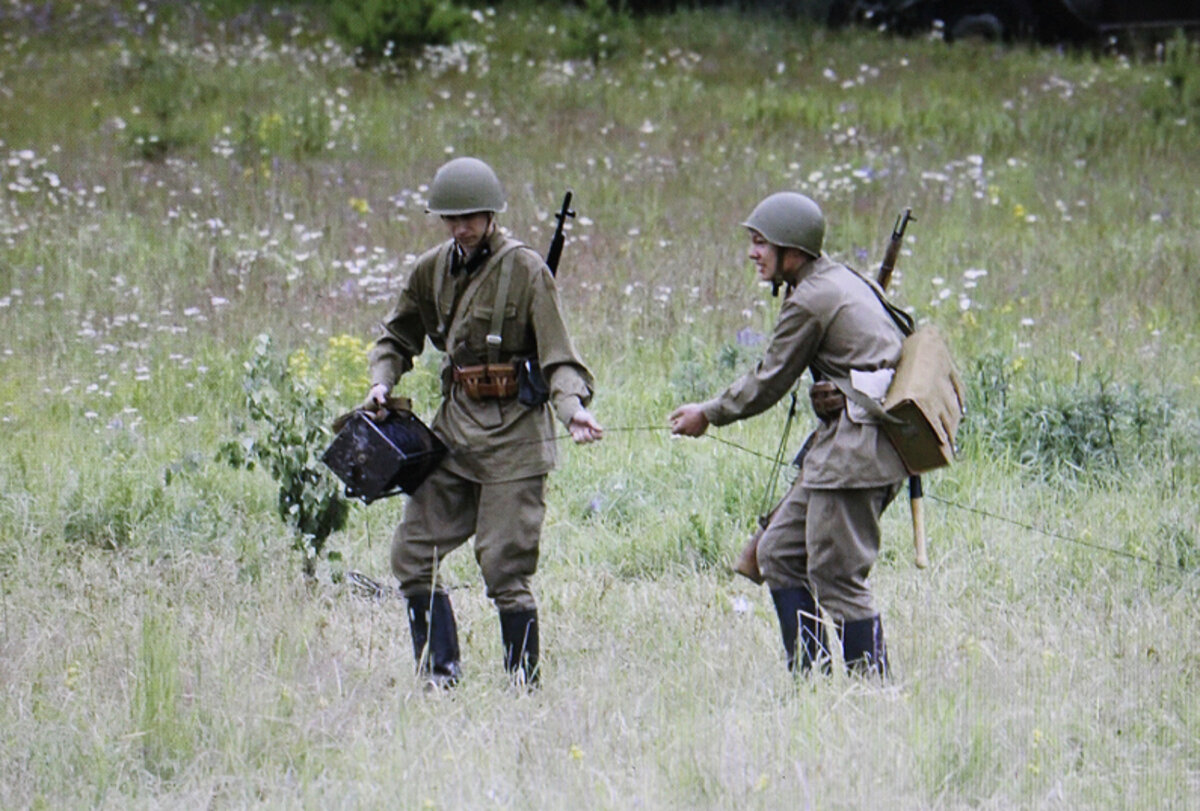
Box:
[234,96,332,164]
[62,472,165,550]
[108,45,213,160]
[218,334,367,577]
[960,353,1193,483]
[326,0,471,65]
[561,0,632,65]
[1142,30,1200,127]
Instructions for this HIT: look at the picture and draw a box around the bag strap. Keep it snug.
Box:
[852,268,915,337]
[433,242,458,340]
[487,249,517,365]
[443,241,524,360]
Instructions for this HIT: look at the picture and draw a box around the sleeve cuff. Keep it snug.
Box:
[555,394,584,426]
[700,398,730,427]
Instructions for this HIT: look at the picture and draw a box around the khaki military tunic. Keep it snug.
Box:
[368,229,593,609]
[701,254,907,620]
[369,230,594,481]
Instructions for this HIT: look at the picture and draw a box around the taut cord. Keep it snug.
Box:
[358,421,1164,569]
[924,492,1160,568]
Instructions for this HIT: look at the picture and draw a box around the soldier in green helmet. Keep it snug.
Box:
[670,192,907,677]
[364,156,603,688]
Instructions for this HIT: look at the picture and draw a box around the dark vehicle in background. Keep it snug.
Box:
[839,1,1200,43]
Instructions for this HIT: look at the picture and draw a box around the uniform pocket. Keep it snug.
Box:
[466,302,520,353]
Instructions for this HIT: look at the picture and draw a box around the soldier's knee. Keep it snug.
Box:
[392,535,442,586]
[756,535,791,582]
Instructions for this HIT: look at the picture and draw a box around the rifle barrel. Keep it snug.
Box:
[545,190,575,276]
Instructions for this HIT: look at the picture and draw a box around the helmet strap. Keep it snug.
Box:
[770,246,784,297]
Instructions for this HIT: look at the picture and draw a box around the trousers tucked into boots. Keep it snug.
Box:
[406,592,462,686]
[498,609,539,685]
[770,587,829,673]
[840,615,888,678]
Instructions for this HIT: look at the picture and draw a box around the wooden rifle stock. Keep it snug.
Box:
[877,208,913,292]
[873,207,928,569]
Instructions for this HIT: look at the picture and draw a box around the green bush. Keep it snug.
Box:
[219,334,357,577]
[325,0,471,64]
[561,0,632,64]
[234,96,332,163]
[62,471,166,550]
[1142,30,1200,126]
[108,45,214,160]
[960,352,1193,483]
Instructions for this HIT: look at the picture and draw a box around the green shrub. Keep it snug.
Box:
[219,334,360,577]
[561,0,632,64]
[108,45,213,160]
[1142,30,1200,126]
[62,472,166,550]
[325,0,471,65]
[234,96,332,163]
[960,352,1193,483]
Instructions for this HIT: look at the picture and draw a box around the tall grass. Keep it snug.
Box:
[1,2,1199,807]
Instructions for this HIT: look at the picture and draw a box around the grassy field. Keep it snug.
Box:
[2,1,1199,807]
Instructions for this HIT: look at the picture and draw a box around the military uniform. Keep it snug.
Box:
[369,208,594,685]
[370,225,593,592]
[701,252,907,674]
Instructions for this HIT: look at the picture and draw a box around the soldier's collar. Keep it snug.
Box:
[790,252,828,286]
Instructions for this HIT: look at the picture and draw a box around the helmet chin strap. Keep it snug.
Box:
[770,247,785,297]
[770,247,810,297]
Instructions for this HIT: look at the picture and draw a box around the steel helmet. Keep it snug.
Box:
[741,192,825,257]
[425,157,507,215]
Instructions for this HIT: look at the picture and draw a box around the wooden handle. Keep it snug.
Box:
[911,495,928,569]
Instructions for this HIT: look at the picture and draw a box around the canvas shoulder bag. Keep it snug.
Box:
[823,275,967,475]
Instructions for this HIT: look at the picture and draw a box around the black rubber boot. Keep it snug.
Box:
[840,615,889,679]
[498,608,539,686]
[406,592,462,688]
[770,587,829,673]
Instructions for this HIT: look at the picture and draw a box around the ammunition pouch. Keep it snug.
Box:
[516,358,549,407]
[453,363,519,401]
[808,380,845,423]
[452,358,550,406]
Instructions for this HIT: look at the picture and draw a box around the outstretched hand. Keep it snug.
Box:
[569,408,604,444]
[669,403,709,437]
